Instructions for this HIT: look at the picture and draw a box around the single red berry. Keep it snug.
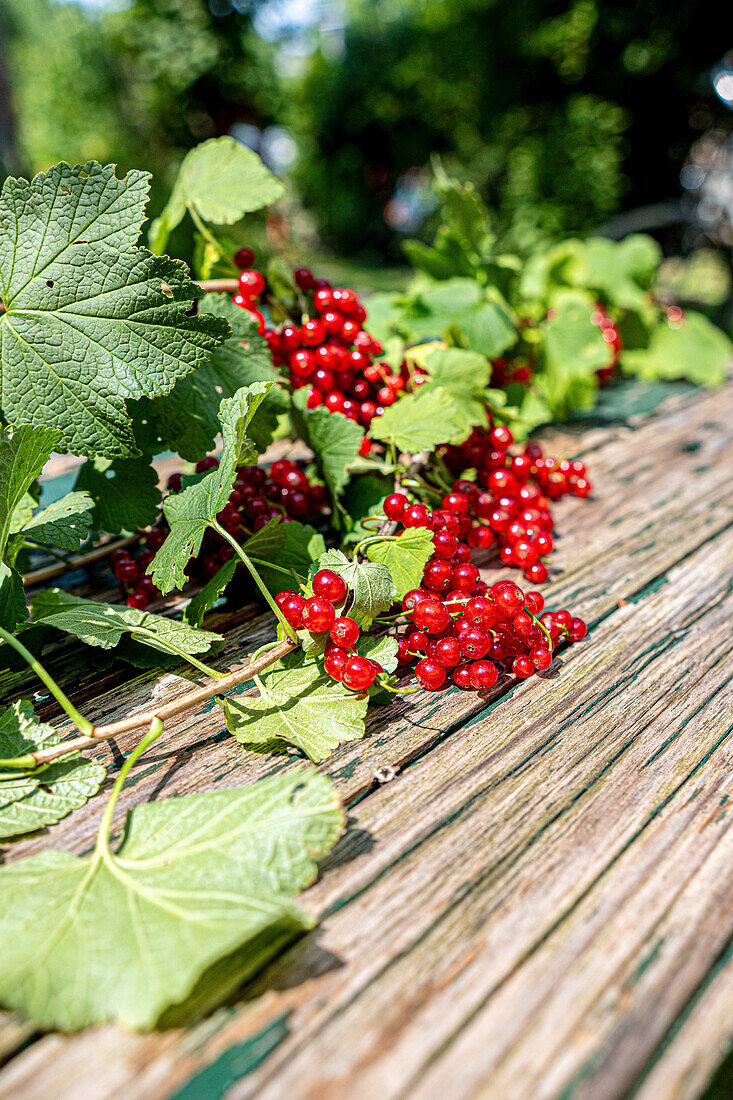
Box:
[567,616,588,641]
[234,246,255,269]
[324,647,350,681]
[412,599,450,635]
[468,659,499,689]
[524,561,548,584]
[513,610,534,635]
[574,477,592,497]
[114,560,140,584]
[513,540,539,568]
[330,616,360,648]
[460,627,491,660]
[432,530,459,560]
[294,266,316,291]
[530,646,553,670]
[525,591,545,615]
[431,636,462,668]
[415,657,446,690]
[442,491,470,516]
[491,580,526,616]
[275,591,306,629]
[422,558,453,592]
[302,596,336,633]
[238,270,265,298]
[452,563,480,592]
[403,503,433,529]
[535,532,553,556]
[127,590,149,610]
[312,568,348,604]
[407,630,429,653]
[343,655,377,691]
[453,663,473,689]
[301,318,326,346]
[396,636,414,666]
[554,609,573,631]
[467,525,494,550]
[489,424,513,451]
[513,655,535,679]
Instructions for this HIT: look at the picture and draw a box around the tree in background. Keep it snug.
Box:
[290,0,728,258]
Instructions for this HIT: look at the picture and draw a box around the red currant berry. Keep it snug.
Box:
[383,493,408,521]
[407,630,429,653]
[302,596,336,633]
[234,246,255,269]
[275,591,306,629]
[491,580,525,616]
[460,627,491,660]
[294,266,316,291]
[114,560,140,584]
[452,563,480,592]
[238,270,265,298]
[468,659,499,690]
[127,590,149,610]
[415,657,446,690]
[422,558,453,592]
[330,616,360,648]
[403,504,433,529]
[513,610,534,635]
[554,609,573,632]
[530,646,553,670]
[431,636,462,668]
[343,655,377,692]
[489,424,514,451]
[567,616,587,641]
[524,561,548,584]
[525,591,545,615]
[312,568,348,604]
[412,599,450,635]
[453,663,472,689]
[402,588,432,613]
[513,655,535,679]
[324,647,350,681]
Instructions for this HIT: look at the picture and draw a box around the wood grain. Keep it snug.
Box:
[0,382,732,1100]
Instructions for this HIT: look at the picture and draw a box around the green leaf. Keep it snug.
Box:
[293,399,364,501]
[258,522,326,597]
[621,310,732,387]
[182,559,237,629]
[537,292,607,418]
[316,549,396,628]
[370,386,471,453]
[30,589,222,663]
[564,235,662,316]
[0,161,229,458]
[151,382,273,593]
[18,491,94,552]
[365,527,434,600]
[0,562,27,631]
[76,456,162,536]
[0,767,342,1030]
[222,649,368,762]
[149,137,284,254]
[0,701,105,840]
[419,345,495,424]
[0,423,60,561]
[340,472,394,545]
[460,299,517,357]
[356,633,400,674]
[145,295,285,461]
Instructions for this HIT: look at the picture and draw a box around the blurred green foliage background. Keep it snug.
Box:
[0,0,730,270]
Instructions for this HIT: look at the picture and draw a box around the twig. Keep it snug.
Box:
[14,636,299,768]
[22,534,140,587]
[195,278,239,294]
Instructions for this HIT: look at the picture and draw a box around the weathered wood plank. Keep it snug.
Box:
[2,507,731,1099]
[3,381,732,873]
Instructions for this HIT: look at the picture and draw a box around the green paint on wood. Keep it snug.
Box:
[170,1014,290,1100]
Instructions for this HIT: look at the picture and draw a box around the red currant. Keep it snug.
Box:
[302,596,336,633]
[312,569,347,604]
[330,616,360,648]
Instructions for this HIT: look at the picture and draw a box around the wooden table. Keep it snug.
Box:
[1,380,733,1100]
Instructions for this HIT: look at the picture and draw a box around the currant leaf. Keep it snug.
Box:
[370,385,471,453]
[149,136,284,254]
[0,161,229,458]
[17,491,94,552]
[75,456,162,536]
[365,527,434,601]
[222,649,369,762]
[0,424,60,561]
[0,768,343,1030]
[357,633,400,674]
[30,589,223,663]
[537,292,607,418]
[258,522,326,597]
[150,382,274,593]
[0,561,27,631]
[622,310,733,387]
[316,549,396,628]
[292,397,364,502]
[0,701,105,840]
[182,559,237,629]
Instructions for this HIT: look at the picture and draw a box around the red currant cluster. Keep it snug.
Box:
[590,302,622,383]
[276,569,385,692]
[231,247,268,335]
[111,456,328,609]
[236,264,413,452]
[433,422,591,583]
[489,357,534,387]
[379,491,586,690]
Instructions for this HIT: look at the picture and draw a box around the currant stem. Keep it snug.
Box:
[188,205,238,274]
[15,636,299,768]
[212,521,298,642]
[0,624,93,735]
[95,717,165,861]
